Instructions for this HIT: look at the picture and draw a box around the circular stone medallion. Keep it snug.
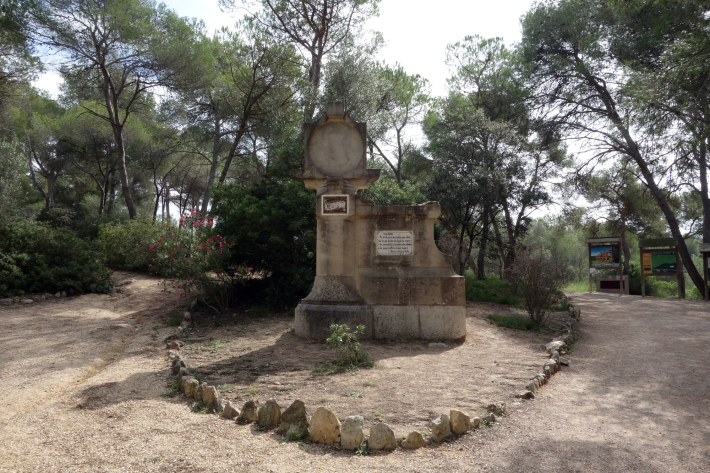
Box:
[308,121,363,176]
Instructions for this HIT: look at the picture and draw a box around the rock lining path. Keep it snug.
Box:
[1,282,709,472]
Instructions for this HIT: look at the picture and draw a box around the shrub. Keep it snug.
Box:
[212,179,316,306]
[486,314,540,331]
[464,270,519,305]
[0,222,113,297]
[326,324,373,369]
[97,219,163,271]
[148,211,243,311]
[509,249,566,323]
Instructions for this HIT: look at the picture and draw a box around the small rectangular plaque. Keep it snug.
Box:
[377,231,413,256]
[322,195,348,215]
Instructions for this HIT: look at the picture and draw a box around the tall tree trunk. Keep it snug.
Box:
[699,140,710,243]
[113,130,136,219]
[201,119,222,214]
[477,208,490,280]
[304,51,323,122]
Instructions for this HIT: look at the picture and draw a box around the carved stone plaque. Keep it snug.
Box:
[322,195,348,215]
[376,231,413,256]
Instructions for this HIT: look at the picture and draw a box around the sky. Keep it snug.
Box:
[33,0,538,99]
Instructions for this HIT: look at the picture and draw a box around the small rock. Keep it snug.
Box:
[61,291,67,297]
[369,422,396,450]
[559,357,570,366]
[428,342,448,348]
[527,381,537,392]
[195,383,205,401]
[308,407,340,444]
[221,401,239,420]
[237,400,259,424]
[183,378,199,398]
[545,340,566,354]
[202,385,218,408]
[257,399,281,430]
[401,431,426,449]
[483,413,496,424]
[544,366,552,378]
[166,340,183,350]
[167,350,180,360]
[177,367,189,382]
[471,417,481,428]
[182,311,191,321]
[339,416,364,450]
[214,398,226,413]
[0,298,12,306]
[515,390,535,399]
[277,399,309,439]
[550,350,560,361]
[54,292,61,298]
[487,402,507,416]
[177,326,183,333]
[21,299,33,304]
[450,409,471,434]
[171,359,186,374]
[431,414,451,442]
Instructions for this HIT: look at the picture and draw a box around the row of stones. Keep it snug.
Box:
[166,338,504,451]
[515,304,580,400]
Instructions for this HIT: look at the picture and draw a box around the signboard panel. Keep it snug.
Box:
[590,245,620,267]
[642,250,676,274]
[376,231,413,256]
[321,195,348,215]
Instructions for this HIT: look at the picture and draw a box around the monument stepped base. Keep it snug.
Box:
[295,304,466,341]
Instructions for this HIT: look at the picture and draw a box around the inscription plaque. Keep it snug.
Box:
[377,231,413,256]
[322,195,348,215]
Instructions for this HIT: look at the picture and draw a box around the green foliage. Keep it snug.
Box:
[464,271,518,305]
[0,222,113,297]
[212,179,316,306]
[486,314,540,331]
[325,324,373,370]
[354,440,371,455]
[358,174,425,205]
[97,219,163,271]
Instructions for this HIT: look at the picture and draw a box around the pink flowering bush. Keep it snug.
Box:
[148,210,242,311]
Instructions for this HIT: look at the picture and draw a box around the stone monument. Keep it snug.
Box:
[293,102,465,341]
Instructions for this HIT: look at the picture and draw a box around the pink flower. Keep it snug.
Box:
[149,264,152,268]
[248,266,253,272]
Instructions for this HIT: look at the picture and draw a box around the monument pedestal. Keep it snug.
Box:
[293,102,466,341]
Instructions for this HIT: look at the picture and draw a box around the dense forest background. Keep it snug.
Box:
[1,0,708,301]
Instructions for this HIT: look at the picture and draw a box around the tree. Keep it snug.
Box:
[0,0,41,109]
[520,0,707,294]
[33,0,206,218]
[222,0,380,122]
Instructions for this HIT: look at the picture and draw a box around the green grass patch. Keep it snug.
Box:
[166,312,183,327]
[465,272,519,305]
[563,280,589,291]
[485,313,540,331]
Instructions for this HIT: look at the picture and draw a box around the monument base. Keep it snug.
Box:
[295,303,466,341]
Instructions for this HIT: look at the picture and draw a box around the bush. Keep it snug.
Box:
[212,179,316,307]
[326,324,373,369]
[148,211,243,311]
[509,249,566,323]
[464,270,519,305]
[0,222,113,297]
[97,219,163,271]
[486,314,541,331]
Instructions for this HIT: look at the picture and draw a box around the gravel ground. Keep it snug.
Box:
[1,278,709,472]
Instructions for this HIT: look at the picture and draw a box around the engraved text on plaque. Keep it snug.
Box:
[376,231,413,256]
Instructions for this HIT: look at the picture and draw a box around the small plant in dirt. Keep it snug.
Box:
[362,380,376,387]
[166,312,183,327]
[354,440,371,455]
[325,324,374,370]
[161,389,177,398]
[509,249,566,323]
[486,314,541,331]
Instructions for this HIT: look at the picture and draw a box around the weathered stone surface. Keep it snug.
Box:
[487,402,507,416]
[0,298,12,306]
[257,399,281,430]
[450,409,471,434]
[308,407,340,444]
[182,311,191,321]
[515,390,535,399]
[550,350,560,361]
[21,299,33,304]
[431,414,451,442]
[177,367,189,382]
[369,422,396,450]
[536,373,547,385]
[527,381,537,392]
[483,413,496,424]
[544,366,552,378]
[168,350,180,360]
[471,417,481,428]
[221,401,239,419]
[560,357,570,366]
[339,416,364,450]
[166,340,182,350]
[193,383,204,401]
[183,378,199,398]
[277,399,309,438]
[54,292,61,298]
[202,386,218,407]
[401,431,426,449]
[171,359,186,374]
[237,400,259,424]
[546,340,566,354]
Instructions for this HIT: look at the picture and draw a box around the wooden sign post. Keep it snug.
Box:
[587,237,623,296]
[639,238,684,299]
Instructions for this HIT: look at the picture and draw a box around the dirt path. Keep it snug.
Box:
[1,279,709,472]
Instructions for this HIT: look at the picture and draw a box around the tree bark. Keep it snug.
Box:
[477,208,490,280]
